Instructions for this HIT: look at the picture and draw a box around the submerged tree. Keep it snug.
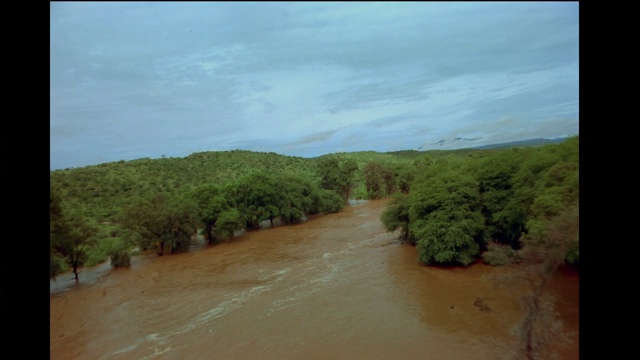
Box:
[191,184,238,244]
[483,200,578,359]
[231,172,279,231]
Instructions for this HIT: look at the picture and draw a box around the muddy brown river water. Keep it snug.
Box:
[50,199,579,359]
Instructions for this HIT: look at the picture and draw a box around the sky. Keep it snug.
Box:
[50,1,579,170]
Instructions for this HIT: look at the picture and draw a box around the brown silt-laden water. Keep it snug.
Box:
[50,199,579,359]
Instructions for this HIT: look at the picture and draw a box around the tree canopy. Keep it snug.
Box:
[117,193,199,256]
[381,136,579,266]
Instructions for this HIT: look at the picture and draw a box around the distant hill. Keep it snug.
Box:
[470,137,571,150]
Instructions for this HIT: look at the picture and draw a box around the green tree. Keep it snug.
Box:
[232,172,279,230]
[51,186,100,282]
[380,192,412,243]
[362,161,395,199]
[118,193,198,256]
[476,149,524,247]
[341,159,359,199]
[215,208,244,238]
[310,186,345,214]
[391,163,414,194]
[51,210,98,283]
[412,154,433,170]
[274,174,314,224]
[109,238,132,268]
[409,169,485,266]
[191,184,236,244]
[317,157,358,201]
[500,137,579,257]
[50,189,64,278]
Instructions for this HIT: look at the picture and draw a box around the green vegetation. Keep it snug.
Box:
[108,240,132,268]
[410,167,485,266]
[316,157,358,201]
[50,137,578,284]
[50,189,98,282]
[381,136,578,267]
[117,192,199,256]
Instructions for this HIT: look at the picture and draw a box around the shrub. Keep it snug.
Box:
[109,248,131,268]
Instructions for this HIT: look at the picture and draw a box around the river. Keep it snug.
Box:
[50,199,579,359]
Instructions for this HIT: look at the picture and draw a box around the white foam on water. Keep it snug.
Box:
[100,333,165,359]
[258,267,291,281]
[267,263,340,316]
[102,267,291,359]
[138,344,190,360]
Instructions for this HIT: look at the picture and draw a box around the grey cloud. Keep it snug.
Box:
[286,130,339,147]
[324,77,432,114]
[51,2,579,169]
[364,114,426,129]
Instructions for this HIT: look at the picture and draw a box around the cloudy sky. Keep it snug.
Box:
[50,2,579,170]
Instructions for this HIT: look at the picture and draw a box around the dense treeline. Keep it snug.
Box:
[50,150,318,222]
[50,149,400,278]
[381,136,579,266]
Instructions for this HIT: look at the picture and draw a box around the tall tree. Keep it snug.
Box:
[50,208,98,283]
[51,187,99,282]
[409,167,485,266]
[393,164,414,194]
[232,172,279,230]
[118,193,198,256]
[363,161,396,199]
[191,184,236,244]
[274,174,314,225]
[50,189,64,278]
[214,208,244,238]
[317,157,358,201]
[476,149,524,247]
[341,159,359,200]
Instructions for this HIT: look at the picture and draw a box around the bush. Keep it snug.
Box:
[109,248,131,268]
[108,237,132,268]
[317,189,345,213]
[565,248,579,264]
[482,242,520,265]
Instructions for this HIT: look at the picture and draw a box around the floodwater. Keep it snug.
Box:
[50,199,579,359]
